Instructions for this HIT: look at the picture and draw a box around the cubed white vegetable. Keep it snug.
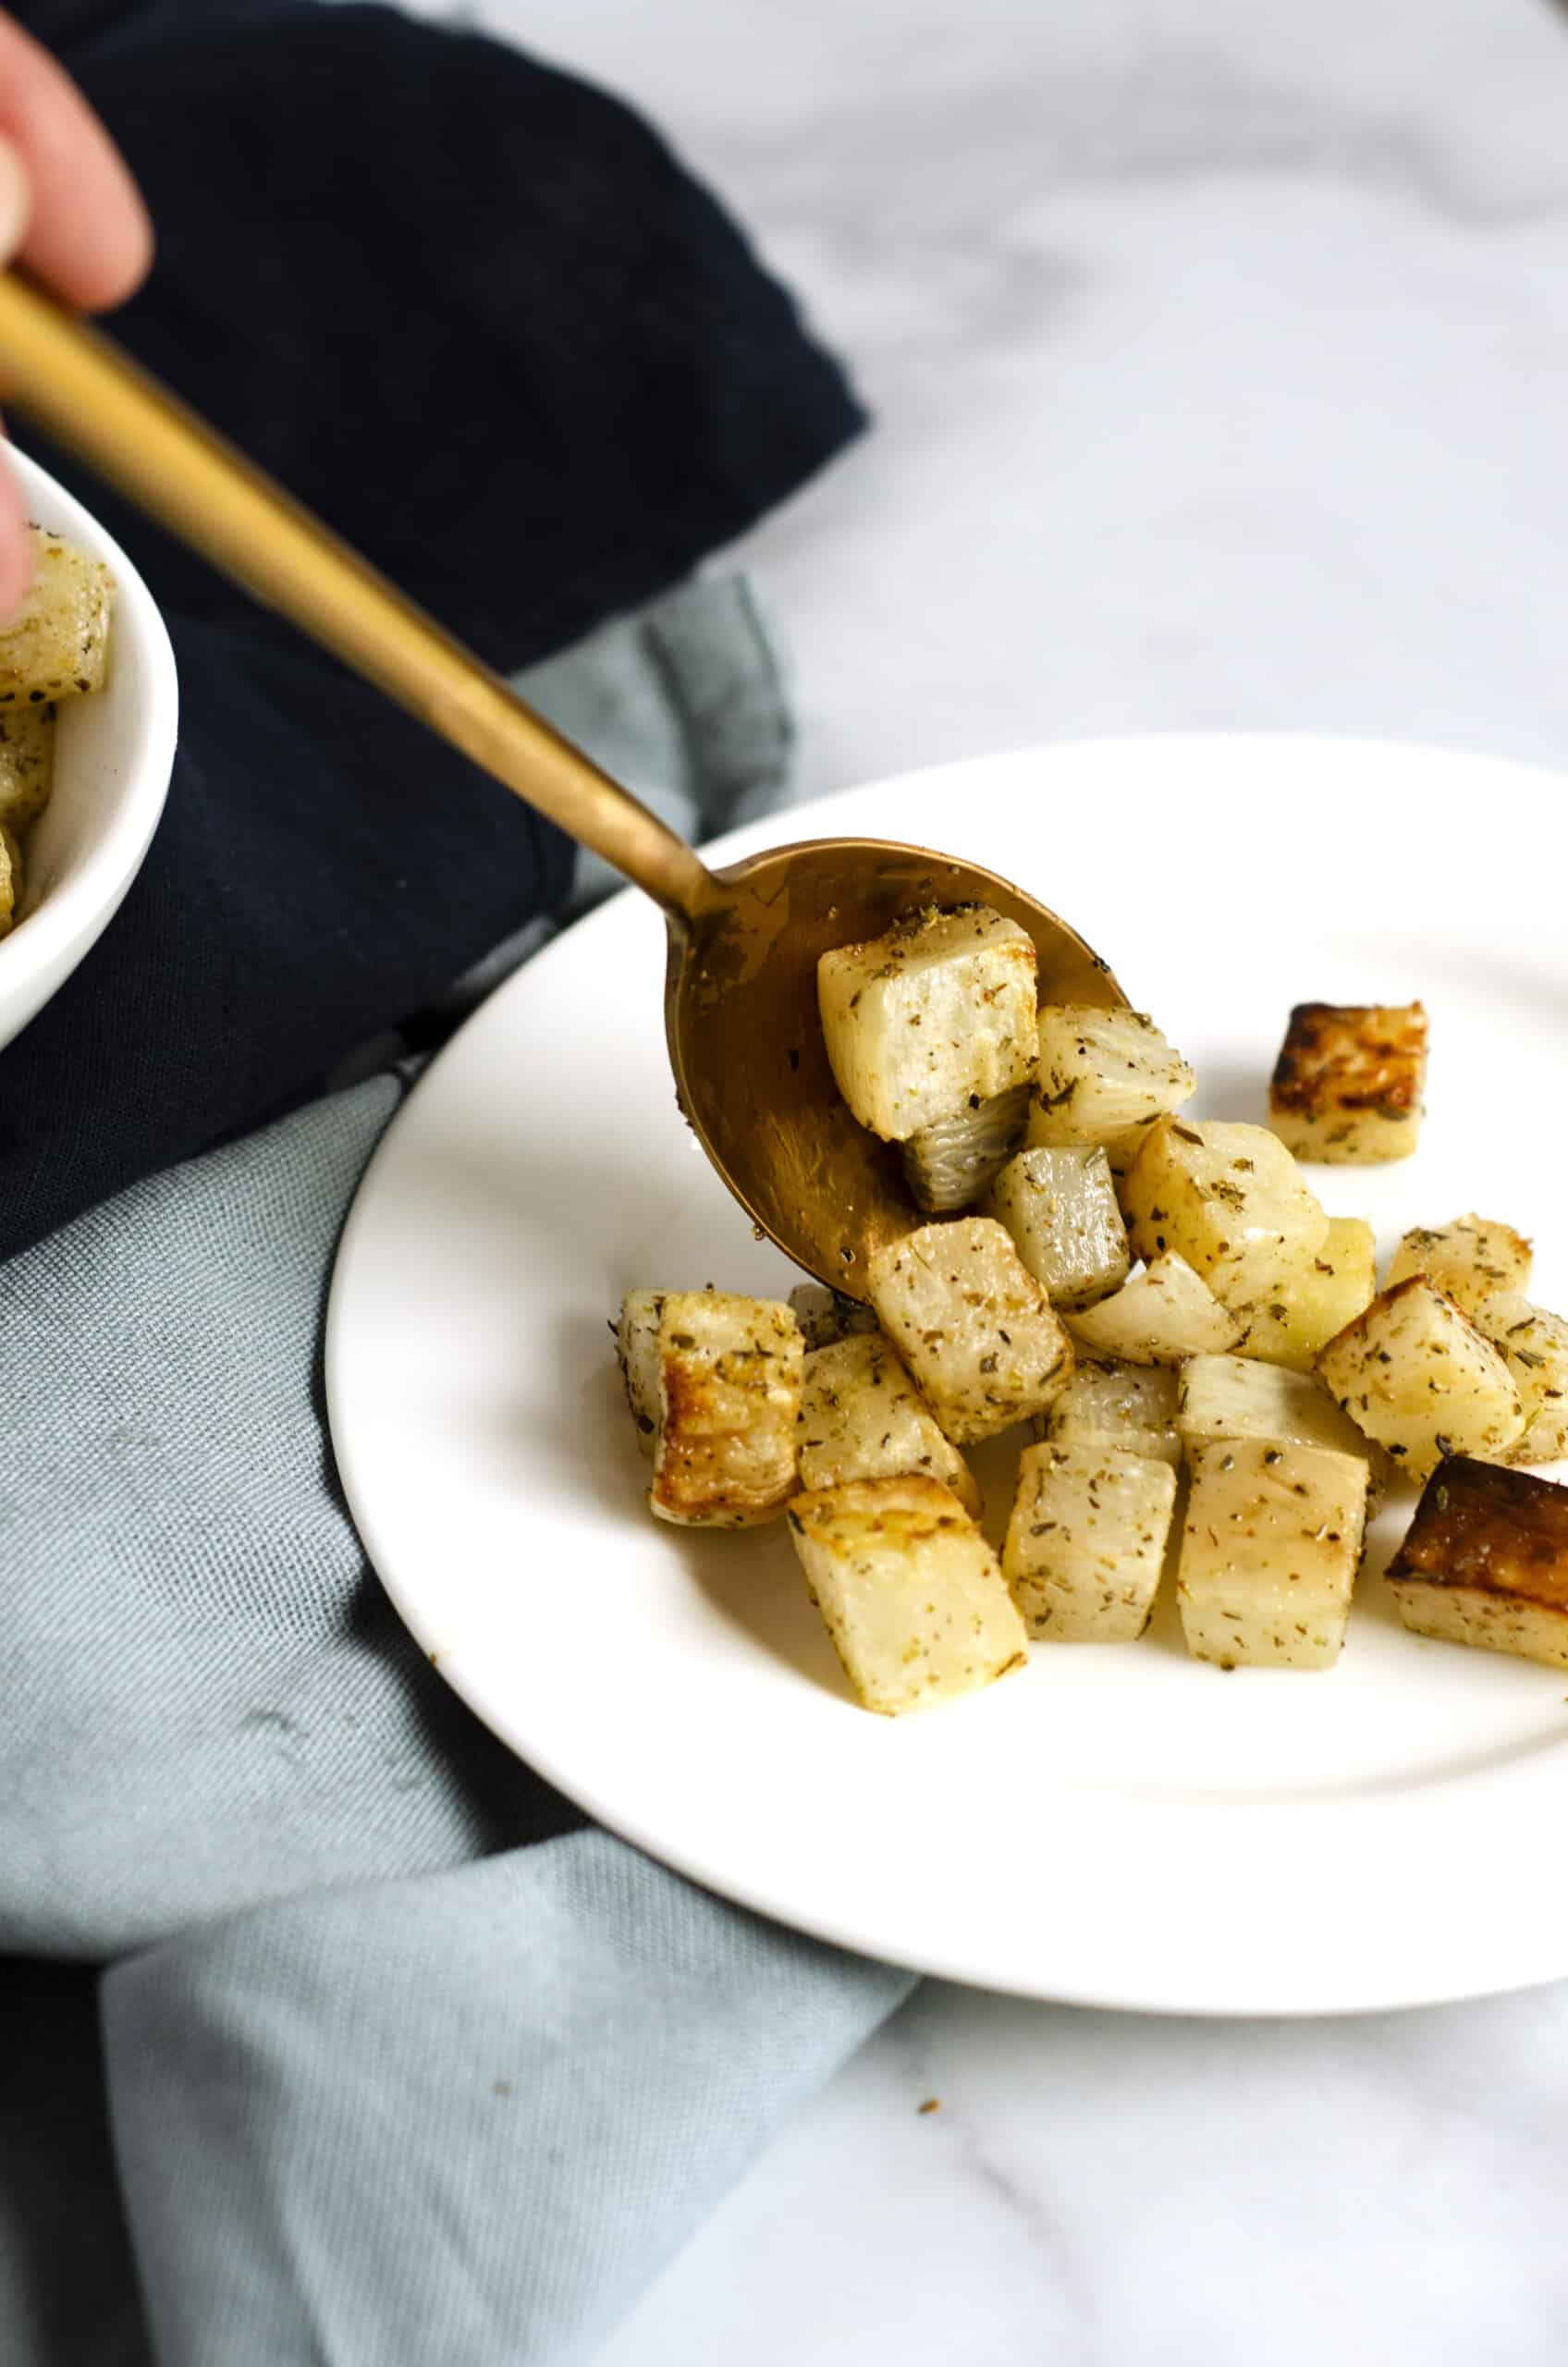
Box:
[0,702,55,828]
[817,905,1037,1143]
[787,1283,879,1353]
[799,1333,980,1514]
[1003,1441,1177,1641]
[1027,1006,1194,1148]
[1233,1216,1377,1373]
[1474,1294,1568,1465]
[1385,1213,1533,1318]
[651,1292,803,1527]
[985,1145,1131,1308]
[1177,1438,1370,1670]
[0,525,112,700]
[1317,1277,1525,1483]
[866,1217,1074,1444]
[1065,1253,1241,1366]
[615,1288,668,1454]
[1121,1118,1329,1309]
[788,1475,1028,1714]
[1177,1354,1380,1467]
[1040,1358,1182,1466]
[902,1082,1032,1214]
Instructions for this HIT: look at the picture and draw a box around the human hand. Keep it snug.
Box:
[0,11,151,609]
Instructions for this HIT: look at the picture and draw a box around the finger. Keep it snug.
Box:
[0,11,151,310]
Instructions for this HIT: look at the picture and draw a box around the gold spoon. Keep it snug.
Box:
[0,273,1124,1294]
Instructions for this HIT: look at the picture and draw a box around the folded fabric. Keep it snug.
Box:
[106,1835,905,2367]
[0,1053,911,2367]
[0,558,914,2364]
[0,0,864,1260]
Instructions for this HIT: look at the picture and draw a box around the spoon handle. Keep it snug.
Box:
[0,272,722,927]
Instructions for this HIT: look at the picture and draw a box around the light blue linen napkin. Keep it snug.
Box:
[0,578,913,2366]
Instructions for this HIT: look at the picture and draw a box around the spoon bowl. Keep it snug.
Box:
[668,835,1125,1293]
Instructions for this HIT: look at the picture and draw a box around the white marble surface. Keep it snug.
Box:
[464,0,1568,805]
[447,2,1568,2357]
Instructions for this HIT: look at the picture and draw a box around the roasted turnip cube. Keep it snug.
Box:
[1268,1000,1427,1164]
[1385,1213,1533,1318]
[799,1333,980,1515]
[0,702,55,828]
[1177,1438,1370,1670]
[984,1145,1131,1308]
[865,1218,1074,1443]
[0,525,112,701]
[650,1293,803,1527]
[1121,1118,1329,1309]
[902,1081,1032,1214]
[1387,1458,1568,1668]
[817,905,1036,1143]
[1027,1006,1194,1149]
[1065,1253,1241,1366]
[788,1475,1028,1714]
[615,1288,668,1454]
[1317,1278,1525,1483]
[1178,1354,1371,1459]
[787,1283,879,1353]
[1177,1354,1383,1484]
[1474,1294,1568,1466]
[1234,1216,1377,1373]
[1039,1358,1182,1467]
[1003,1441,1177,1641]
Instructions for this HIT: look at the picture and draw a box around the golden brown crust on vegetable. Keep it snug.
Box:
[1269,1000,1427,1120]
[1268,1001,1427,1164]
[651,1293,803,1527]
[790,1470,978,1542]
[1387,1456,1568,1612]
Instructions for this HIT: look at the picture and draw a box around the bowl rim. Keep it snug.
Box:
[0,442,178,998]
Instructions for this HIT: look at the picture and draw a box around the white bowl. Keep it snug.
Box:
[0,444,178,1050]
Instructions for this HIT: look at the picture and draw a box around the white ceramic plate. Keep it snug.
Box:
[327,736,1568,2017]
